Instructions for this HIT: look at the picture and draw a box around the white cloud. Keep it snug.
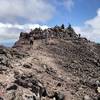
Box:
[0,0,75,24]
[0,27,21,40]
[74,8,100,43]
[0,0,55,23]
[0,0,75,42]
[0,23,48,30]
[0,23,48,40]
[97,8,100,16]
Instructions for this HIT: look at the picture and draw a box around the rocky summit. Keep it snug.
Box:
[0,24,100,100]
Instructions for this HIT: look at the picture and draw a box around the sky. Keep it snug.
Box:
[0,0,100,46]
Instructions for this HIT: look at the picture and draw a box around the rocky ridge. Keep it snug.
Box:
[0,25,100,100]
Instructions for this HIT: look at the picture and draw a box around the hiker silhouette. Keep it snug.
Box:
[29,35,34,46]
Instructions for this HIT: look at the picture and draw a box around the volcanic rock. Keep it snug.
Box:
[0,25,100,99]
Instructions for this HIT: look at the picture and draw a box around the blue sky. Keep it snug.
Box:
[0,0,100,46]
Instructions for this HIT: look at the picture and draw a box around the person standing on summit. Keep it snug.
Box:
[29,34,34,47]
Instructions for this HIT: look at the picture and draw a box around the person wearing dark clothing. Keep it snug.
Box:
[30,36,34,46]
[61,24,65,29]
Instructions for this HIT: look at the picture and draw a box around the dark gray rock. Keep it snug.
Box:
[6,84,18,91]
[23,63,32,68]
[0,97,4,100]
[55,92,65,100]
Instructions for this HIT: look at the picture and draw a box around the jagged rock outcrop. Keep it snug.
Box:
[13,24,79,49]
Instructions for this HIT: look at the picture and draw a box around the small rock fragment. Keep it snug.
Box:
[23,63,32,68]
[83,95,91,100]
